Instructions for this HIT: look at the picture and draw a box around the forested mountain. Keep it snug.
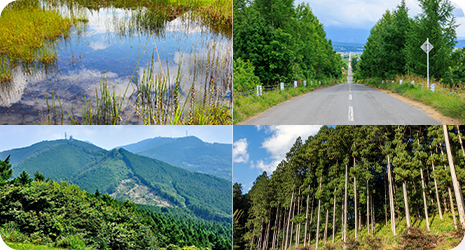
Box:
[233,0,344,88]
[118,136,232,180]
[0,157,232,250]
[234,125,465,249]
[0,139,232,223]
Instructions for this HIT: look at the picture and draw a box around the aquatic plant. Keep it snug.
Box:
[0,1,73,63]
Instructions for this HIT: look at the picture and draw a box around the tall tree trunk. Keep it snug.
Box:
[449,187,458,229]
[295,190,301,248]
[354,175,358,240]
[371,194,375,236]
[402,181,411,228]
[440,144,456,226]
[285,191,294,250]
[257,218,264,250]
[281,210,288,250]
[272,204,280,249]
[387,155,396,235]
[341,201,344,242]
[420,167,430,231]
[344,164,348,243]
[359,208,361,230]
[384,171,388,225]
[324,209,329,245]
[290,197,295,250]
[332,188,337,244]
[308,191,315,246]
[367,178,370,234]
[431,150,443,220]
[304,184,310,247]
[264,208,272,250]
[443,125,465,226]
[316,180,322,249]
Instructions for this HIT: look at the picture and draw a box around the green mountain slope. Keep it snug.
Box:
[0,139,232,223]
[119,136,232,181]
[0,139,104,167]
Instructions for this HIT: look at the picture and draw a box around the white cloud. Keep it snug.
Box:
[233,138,249,163]
[251,125,322,173]
[296,0,465,36]
[90,41,111,51]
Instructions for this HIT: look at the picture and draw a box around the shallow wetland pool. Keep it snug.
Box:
[0,0,232,124]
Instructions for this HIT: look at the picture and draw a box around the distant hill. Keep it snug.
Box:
[118,136,232,181]
[332,41,364,52]
[0,139,232,223]
[324,26,370,45]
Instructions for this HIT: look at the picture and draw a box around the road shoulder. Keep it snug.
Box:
[362,84,461,124]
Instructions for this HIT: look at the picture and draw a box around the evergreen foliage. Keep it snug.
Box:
[0,138,232,223]
[234,125,465,250]
[0,178,232,250]
[233,0,344,85]
[355,0,460,86]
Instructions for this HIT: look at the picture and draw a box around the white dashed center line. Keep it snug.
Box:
[349,94,352,100]
[348,106,354,122]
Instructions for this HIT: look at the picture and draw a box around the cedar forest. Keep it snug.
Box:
[0,156,232,250]
[233,125,465,250]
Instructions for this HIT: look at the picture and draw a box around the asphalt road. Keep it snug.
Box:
[240,55,441,125]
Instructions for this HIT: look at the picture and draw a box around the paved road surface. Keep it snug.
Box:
[240,54,441,125]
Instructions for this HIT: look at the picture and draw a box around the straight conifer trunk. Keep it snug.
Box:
[402,181,411,228]
[371,194,375,235]
[354,175,358,240]
[384,171,388,224]
[367,178,370,234]
[332,188,337,243]
[308,191,315,246]
[324,209,329,245]
[316,180,322,249]
[295,191,301,248]
[272,205,279,249]
[387,155,396,235]
[344,164,348,243]
[281,210,287,250]
[420,167,430,231]
[443,125,465,226]
[284,191,294,250]
[289,198,295,250]
[304,185,310,247]
[431,150,443,220]
[440,144,458,228]
[449,188,458,229]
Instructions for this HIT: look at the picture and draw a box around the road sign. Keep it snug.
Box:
[421,40,433,53]
[421,38,433,88]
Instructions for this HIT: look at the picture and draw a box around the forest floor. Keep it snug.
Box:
[299,211,464,250]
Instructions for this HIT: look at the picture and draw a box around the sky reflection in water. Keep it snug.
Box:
[0,6,231,124]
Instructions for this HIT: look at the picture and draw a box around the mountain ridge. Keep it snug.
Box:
[0,139,232,223]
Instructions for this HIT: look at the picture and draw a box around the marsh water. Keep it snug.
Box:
[0,3,232,124]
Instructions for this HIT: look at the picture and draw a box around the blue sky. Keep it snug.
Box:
[0,125,232,152]
[295,0,465,38]
[233,125,322,193]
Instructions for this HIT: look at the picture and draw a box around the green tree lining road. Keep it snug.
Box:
[240,55,441,125]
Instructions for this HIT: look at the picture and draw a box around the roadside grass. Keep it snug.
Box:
[233,83,340,124]
[359,77,465,123]
[305,212,464,250]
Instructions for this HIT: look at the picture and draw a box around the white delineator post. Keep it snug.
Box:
[421,38,433,89]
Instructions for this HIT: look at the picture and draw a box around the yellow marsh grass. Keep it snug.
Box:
[0,6,72,63]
